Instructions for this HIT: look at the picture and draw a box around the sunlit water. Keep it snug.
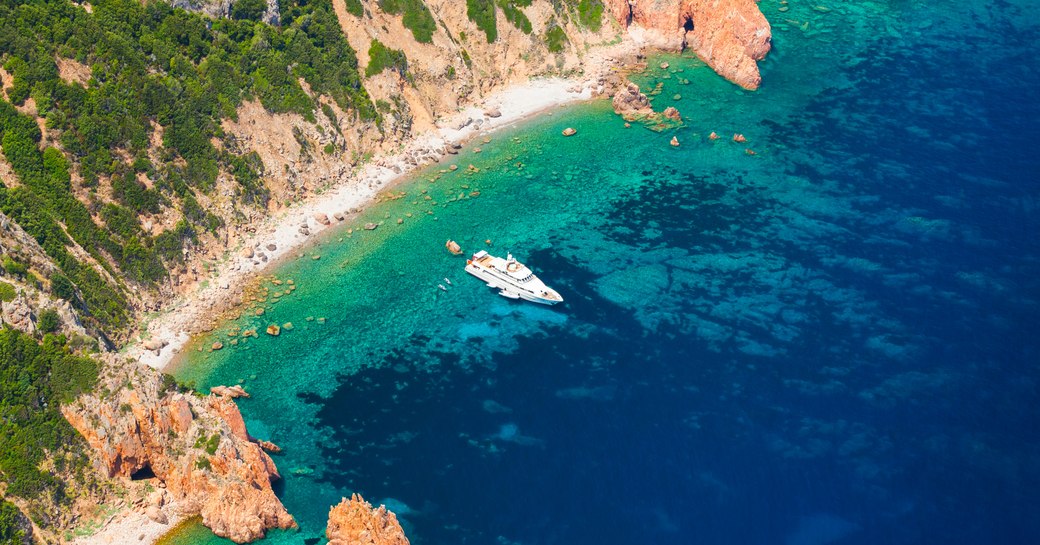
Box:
[165,1,1040,544]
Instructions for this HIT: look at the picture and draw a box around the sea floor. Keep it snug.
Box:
[166,1,1040,544]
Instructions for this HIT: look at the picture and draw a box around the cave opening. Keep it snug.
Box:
[130,465,156,481]
[683,15,694,32]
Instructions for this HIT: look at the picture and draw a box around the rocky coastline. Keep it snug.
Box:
[58,2,772,544]
[63,359,295,544]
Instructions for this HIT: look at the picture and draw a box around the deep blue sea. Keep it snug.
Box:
[167,1,1040,544]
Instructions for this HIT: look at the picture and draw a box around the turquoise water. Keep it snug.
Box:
[166,1,1040,544]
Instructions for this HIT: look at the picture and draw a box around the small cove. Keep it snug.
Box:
[165,1,1040,543]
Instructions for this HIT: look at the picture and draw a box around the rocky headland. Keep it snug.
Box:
[61,360,295,543]
[606,0,772,89]
[326,494,410,545]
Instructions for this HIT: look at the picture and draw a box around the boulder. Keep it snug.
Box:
[670,136,680,147]
[364,223,378,231]
[211,385,250,398]
[314,213,331,226]
[663,106,682,121]
[145,505,168,525]
[611,83,653,120]
[562,127,577,136]
[484,107,502,118]
[266,243,277,251]
[266,324,281,336]
[241,247,255,259]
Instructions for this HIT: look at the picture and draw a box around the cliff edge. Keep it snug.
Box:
[326,494,410,545]
[61,362,295,543]
[607,0,772,89]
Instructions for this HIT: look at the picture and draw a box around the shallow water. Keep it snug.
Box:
[167,1,1040,544]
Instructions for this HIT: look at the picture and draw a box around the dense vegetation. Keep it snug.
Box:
[0,328,98,508]
[0,0,375,334]
[546,23,568,52]
[379,0,437,43]
[573,0,604,31]
[466,0,499,42]
[366,40,409,78]
[499,0,533,35]
[0,499,29,545]
[465,0,603,43]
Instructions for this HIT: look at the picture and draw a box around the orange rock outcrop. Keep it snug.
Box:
[62,365,295,543]
[326,494,410,545]
[607,0,772,89]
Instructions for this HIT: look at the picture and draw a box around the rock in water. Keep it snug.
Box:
[211,385,250,398]
[612,83,653,120]
[266,324,281,336]
[733,133,747,143]
[663,107,682,121]
[670,136,680,147]
[562,127,577,136]
[326,494,410,545]
[604,0,772,90]
[446,240,463,255]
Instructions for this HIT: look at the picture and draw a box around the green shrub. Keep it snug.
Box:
[366,40,408,77]
[498,0,532,34]
[379,0,437,43]
[575,0,604,30]
[231,0,267,21]
[1,256,28,277]
[546,24,568,52]
[466,0,497,42]
[0,499,28,544]
[0,281,15,302]
[345,0,364,17]
[37,309,61,334]
[50,274,76,301]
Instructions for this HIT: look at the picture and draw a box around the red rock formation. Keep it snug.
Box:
[62,365,295,543]
[327,494,410,545]
[607,0,772,90]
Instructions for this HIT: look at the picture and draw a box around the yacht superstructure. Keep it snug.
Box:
[465,250,563,305]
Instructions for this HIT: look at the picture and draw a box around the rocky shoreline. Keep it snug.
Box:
[130,41,643,373]
[71,2,774,542]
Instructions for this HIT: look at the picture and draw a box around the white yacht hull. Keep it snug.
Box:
[465,261,562,305]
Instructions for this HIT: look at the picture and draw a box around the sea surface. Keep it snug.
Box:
[164,1,1040,544]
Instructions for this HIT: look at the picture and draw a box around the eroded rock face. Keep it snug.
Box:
[326,494,410,545]
[62,364,295,543]
[607,0,772,89]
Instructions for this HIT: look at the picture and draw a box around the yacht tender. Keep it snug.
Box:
[465,250,563,305]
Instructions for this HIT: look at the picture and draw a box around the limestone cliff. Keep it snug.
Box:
[62,361,295,543]
[326,494,410,545]
[606,0,772,89]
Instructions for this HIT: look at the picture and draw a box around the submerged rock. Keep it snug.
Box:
[266,324,281,336]
[211,385,250,398]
